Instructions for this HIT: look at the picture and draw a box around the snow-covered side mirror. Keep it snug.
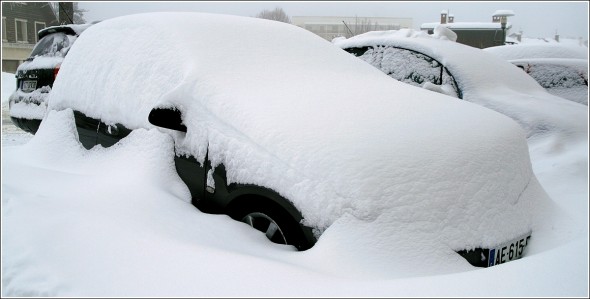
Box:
[148,107,187,132]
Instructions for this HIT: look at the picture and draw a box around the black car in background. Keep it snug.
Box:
[8,23,93,134]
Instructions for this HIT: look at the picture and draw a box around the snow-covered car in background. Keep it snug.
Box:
[8,23,93,133]
[508,58,587,105]
[483,45,588,105]
[333,28,588,141]
[40,13,547,267]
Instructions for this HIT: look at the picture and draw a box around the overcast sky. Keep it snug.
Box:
[79,1,588,39]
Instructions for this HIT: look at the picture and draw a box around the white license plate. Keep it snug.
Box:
[487,232,531,267]
[22,80,37,92]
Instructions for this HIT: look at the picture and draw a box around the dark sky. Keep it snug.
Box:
[80,1,589,39]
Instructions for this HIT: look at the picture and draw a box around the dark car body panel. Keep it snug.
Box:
[9,117,41,134]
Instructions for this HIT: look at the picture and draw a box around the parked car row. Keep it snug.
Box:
[333,27,587,141]
[8,13,553,268]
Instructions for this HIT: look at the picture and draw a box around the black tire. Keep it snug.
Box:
[227,199,313,251]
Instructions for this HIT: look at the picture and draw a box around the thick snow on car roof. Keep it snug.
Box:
[333,28,588,139]
[484,43,589,60]
[49,13,543,249]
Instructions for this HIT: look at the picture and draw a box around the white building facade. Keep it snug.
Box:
[292,16,413,41]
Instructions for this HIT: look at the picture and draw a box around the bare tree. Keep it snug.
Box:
[255,7,291,24]
[49,2,87,24]
[73,2,87,24]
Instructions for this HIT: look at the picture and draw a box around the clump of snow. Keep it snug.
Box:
[16,56,64,71]
[492,10,515,17]
[433,25,458,41]
[8,87,51,120]
[8,99,47,120]
[47,12,547,251]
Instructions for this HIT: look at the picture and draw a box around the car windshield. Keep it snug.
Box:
[523,63,588,88]
[351,45,462,98]
[29,32,72,58]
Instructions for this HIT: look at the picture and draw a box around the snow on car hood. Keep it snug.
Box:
[333,28,588,140]
[48,13,544,249]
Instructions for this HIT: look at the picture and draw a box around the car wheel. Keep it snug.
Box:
[241,211,288,245]
[228,199,312,250]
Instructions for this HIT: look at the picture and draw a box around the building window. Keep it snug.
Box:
[2,17,7,41]
[15,18,28,43]
[35,22,46,42]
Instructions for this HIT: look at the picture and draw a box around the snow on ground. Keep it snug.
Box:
[2,72,32,146]
[2,72,15,104]
[1,108,587,297]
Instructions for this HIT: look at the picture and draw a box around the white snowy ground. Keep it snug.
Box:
[1,68,588,296]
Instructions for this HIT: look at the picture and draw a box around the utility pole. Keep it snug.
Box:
[58,2,74,24]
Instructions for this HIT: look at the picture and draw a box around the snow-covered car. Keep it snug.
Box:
[509,58,587,105]
[8,23,93,133]
[482,45,588,105]
[333,28,588,141]
[41,13,547,267]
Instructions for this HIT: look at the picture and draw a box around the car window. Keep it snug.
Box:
[520,63,588,89]
[29,32,72,58]
[352,46,461,98]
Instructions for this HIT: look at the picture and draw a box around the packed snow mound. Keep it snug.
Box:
[49,12,546,249]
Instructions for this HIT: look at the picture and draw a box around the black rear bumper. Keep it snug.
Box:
[10,117,41,134]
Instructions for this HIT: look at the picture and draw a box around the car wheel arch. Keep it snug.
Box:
[224,192,317,250]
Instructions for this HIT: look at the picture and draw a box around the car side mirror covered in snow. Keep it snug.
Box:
[148,107,187,132]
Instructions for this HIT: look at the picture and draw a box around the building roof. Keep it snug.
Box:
[421,22,512,30]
